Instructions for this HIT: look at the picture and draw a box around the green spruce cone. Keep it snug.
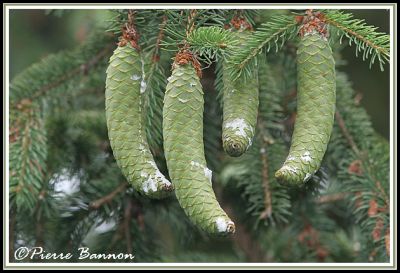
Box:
[222,30,259,157]
[105,44,173,198]
[275,33,336,186]
[163,63,235,235]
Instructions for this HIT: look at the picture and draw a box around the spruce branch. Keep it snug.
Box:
[162,9,228,52]
[187,26,239,63]
[9,30,114,218]
[335,110,389,208]
[228,14,298,80]
[30,45,112,103]
[10,102,47,212]
[10,31,114,107]
[323,10,390,71]
[8,9,391,262]
[326,72,390,260]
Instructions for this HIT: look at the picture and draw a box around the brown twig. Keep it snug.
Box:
[124,199,133,254]
[119,10,140,50]
[89,183,128,209]
[227,10,253,31]
[108,224,124,251]
[173,48,202,78]
[315,192,348,204]
[385,227,390,257]
[259,149,272,220]
[172,10,202,77]
[185,9,197,37]
[152,15,168,63]
[297,9,328,38]
[33,190,47,250]
[9,213,16,262]
[35,218,44,250]
[335,111,361,156]
[374,180,390,208]
[257,122,273,220]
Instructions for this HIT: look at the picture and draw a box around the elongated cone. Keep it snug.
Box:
[222,30,259,157]
[105,44,173,198]
[275,33,336,186]
[163,63,235,235]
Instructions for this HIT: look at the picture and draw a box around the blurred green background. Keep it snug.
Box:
[9,9,390,140]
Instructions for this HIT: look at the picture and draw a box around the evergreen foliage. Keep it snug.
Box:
[8,8,391,264]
